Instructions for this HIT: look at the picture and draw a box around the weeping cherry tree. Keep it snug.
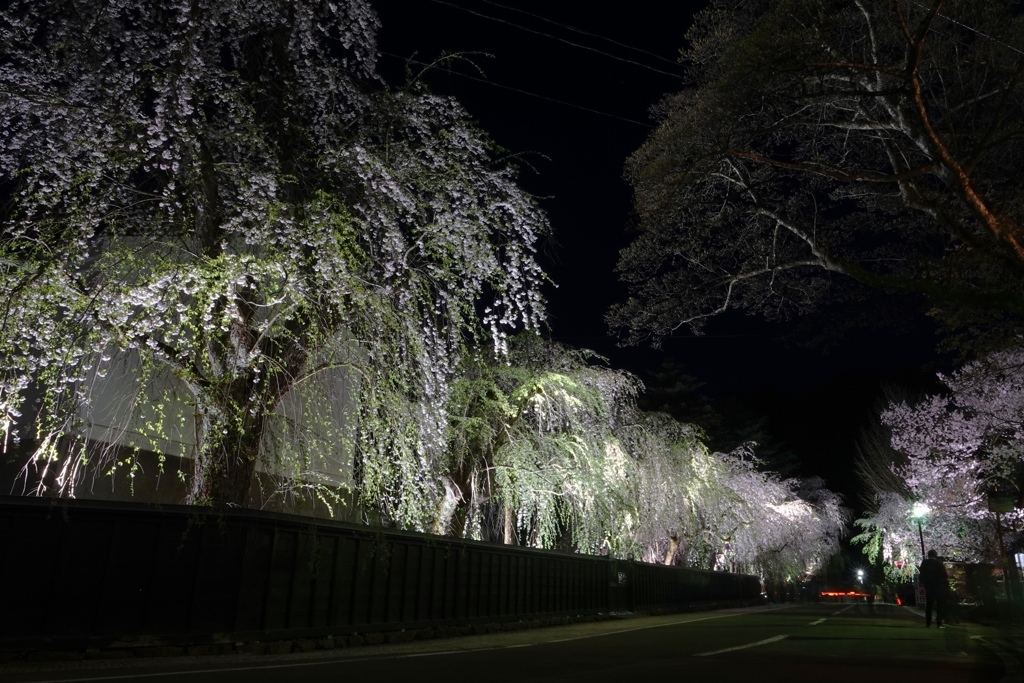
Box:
[441,335,640,550]
[0,0,547,515]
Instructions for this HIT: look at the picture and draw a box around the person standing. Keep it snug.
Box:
[919,549,949,628]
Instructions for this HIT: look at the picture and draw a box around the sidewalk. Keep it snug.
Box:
[905,603,1024,681]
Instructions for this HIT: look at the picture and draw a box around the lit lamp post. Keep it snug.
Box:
[910,503,930,610]
[911,502,930,558]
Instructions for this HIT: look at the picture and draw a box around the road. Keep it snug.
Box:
[1,603,1020,683]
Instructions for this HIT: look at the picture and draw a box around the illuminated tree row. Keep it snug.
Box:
[442,336,847,580]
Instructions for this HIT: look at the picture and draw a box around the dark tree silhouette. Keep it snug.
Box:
[612,0,1024,348]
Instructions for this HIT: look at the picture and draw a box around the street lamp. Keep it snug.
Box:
[911,502,930,558]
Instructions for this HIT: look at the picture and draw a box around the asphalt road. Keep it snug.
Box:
[2,603,1020,683]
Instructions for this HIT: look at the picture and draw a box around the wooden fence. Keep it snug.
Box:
[0,496,760,649]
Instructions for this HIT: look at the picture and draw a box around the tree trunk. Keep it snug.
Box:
[200,308,308,508]
[663,533,680,566]
[203,371,275,508]
[205,405,269,507]
[504,505,516,545]
[449,463,474,538]
[207,432,260,507]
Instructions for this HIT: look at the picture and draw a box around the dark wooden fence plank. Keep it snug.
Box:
[47,517,110,637]
[330,536,357,627]
[289,532,316,629]
[310,534,336,629]
[235,526,273,632]
[95,520,160,635]
[384,542,406,624]
[263,529,294,632]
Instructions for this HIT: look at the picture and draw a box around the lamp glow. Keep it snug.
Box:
[911,502,929,557]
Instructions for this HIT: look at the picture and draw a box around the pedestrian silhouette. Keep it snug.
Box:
[919,549,949,628]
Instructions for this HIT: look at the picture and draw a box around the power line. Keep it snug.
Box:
[424,0,684,79]
[910,1,1024,56]
[379,51,654,128]
[477,0,684,68]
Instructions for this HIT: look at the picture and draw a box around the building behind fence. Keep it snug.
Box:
[0,496,760,652]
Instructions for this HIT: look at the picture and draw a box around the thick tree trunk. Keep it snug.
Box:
[200,306,308,508]
[503,505,516,545]
[207,433,260,507]
[663,533,680,565]
[451,505,469,539]
[449,463,474,538]
[203,373,275,508]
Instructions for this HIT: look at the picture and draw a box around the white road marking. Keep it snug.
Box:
[973,636,1023,683]
[9,605,802,683]
[694,635,789,657]
[534,604,799,646]
[808,618,826,626]
[831,604,856,617]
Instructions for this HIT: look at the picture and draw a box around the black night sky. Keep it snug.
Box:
[371,0,947,505]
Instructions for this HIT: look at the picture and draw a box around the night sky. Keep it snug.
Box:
[371,0,947,505]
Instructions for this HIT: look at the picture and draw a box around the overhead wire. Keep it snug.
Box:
[423,0,684,79]
[379,51,654,128]
[476,0,685,67]
[913,2,1024,56]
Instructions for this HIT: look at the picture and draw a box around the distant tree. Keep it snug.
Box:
[854,410,912,508]
[0,0,548,517]
[638,363,802,478]
[638,360,722,434]
[619,417,846,577]
[611,0,1024,349]
[706,454,847,580]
